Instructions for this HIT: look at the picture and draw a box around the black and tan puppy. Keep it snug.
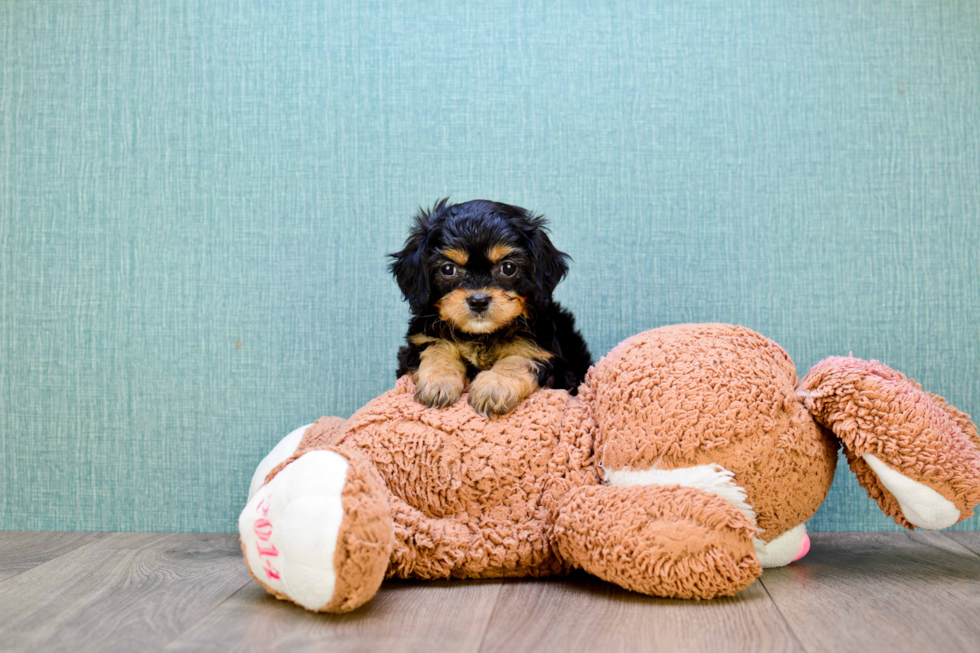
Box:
[390,198,593,417]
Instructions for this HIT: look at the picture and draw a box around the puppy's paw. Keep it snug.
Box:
[468,370,526,417]
[414,374,464,409]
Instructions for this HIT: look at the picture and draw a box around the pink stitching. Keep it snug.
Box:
[256,495,271,516]
[253,493,281,580]
[262,559,281,580]
[254,518,273,541]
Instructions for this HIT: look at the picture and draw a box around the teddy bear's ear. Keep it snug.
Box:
[798,356,980,530]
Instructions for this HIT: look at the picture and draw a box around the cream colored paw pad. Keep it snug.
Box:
[862,453,960,530]
[239,450,349,611]
[754,523,809,568]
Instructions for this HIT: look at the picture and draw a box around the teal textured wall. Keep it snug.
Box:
[2,1,978,533]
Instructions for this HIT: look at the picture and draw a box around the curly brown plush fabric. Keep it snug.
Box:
[587,324,838,541]
[799,356,980,527]
[552,484,762,598]
[242,323,980,610]
[336,383,574,579]
[322,446,394,613]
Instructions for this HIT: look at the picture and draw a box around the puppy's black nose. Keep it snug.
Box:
[467,293,492,313]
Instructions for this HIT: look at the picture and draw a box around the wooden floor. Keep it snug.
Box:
[0,531,978,652]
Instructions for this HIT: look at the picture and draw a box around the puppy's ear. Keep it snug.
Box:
[519,211,570,298]
[389,200,445,310]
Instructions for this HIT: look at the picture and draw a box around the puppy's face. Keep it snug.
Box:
[431,243,528,334]
[390,199,570,334]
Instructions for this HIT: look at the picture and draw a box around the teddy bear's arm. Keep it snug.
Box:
[550,483,762,599]
[799,356,980,529]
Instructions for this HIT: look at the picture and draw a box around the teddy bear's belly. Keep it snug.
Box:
[340,389,571,578]
[365,415,559,520]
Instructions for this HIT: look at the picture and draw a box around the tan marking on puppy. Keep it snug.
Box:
[487,244,515,263]
[414,340,466,408]
[442,249,469,266]
[468,355,541,416]
[455,337,553,371]
[495,338,553,363]
[435,289,473,330]
[436,288,528,334]
[408,334,437,347]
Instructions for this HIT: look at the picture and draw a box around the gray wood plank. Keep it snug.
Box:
[1,530,977,653]
[759,532,980,653]
[163,576,503,653]
[0,531,106,582]
[478,571,802,653]
[0,532,250,653]
[942,531,980,558]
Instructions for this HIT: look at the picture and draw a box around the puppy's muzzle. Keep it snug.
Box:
[466,292,492,314]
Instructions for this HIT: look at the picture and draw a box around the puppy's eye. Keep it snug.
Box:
[440,264,458,277]
[499,262,517,277]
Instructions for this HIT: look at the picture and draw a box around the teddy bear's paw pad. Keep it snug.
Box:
[754,523,810,568]
[239,450,350,611]
[862,454,960,530]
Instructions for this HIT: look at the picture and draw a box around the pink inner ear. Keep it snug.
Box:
[792,533,811,562]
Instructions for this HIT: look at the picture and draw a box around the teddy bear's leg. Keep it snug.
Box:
[239,445,394,613]
[799,356,980,529]
[550,483,762,599]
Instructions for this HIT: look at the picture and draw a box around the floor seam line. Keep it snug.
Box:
[474,582,506,653]
[936,531,980,558]
[0,532,110,588]
[759,575,811,653]
[152,579,253,653]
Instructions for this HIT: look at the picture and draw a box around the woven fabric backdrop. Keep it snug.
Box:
[2,1,978,533]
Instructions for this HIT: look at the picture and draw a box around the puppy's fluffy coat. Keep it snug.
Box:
[390,199,593,416]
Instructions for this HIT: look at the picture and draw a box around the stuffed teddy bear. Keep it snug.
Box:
[239,323,980,612]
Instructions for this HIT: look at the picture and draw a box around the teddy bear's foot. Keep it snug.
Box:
[754,523,811,568]
[239,447,394,613]
[799,356,980,529]
[551,483,762,599]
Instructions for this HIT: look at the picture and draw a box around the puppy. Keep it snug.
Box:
[389,198,593,417]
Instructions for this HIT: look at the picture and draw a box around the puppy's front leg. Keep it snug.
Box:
[414,341,466,408]
[469,355,540,417]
